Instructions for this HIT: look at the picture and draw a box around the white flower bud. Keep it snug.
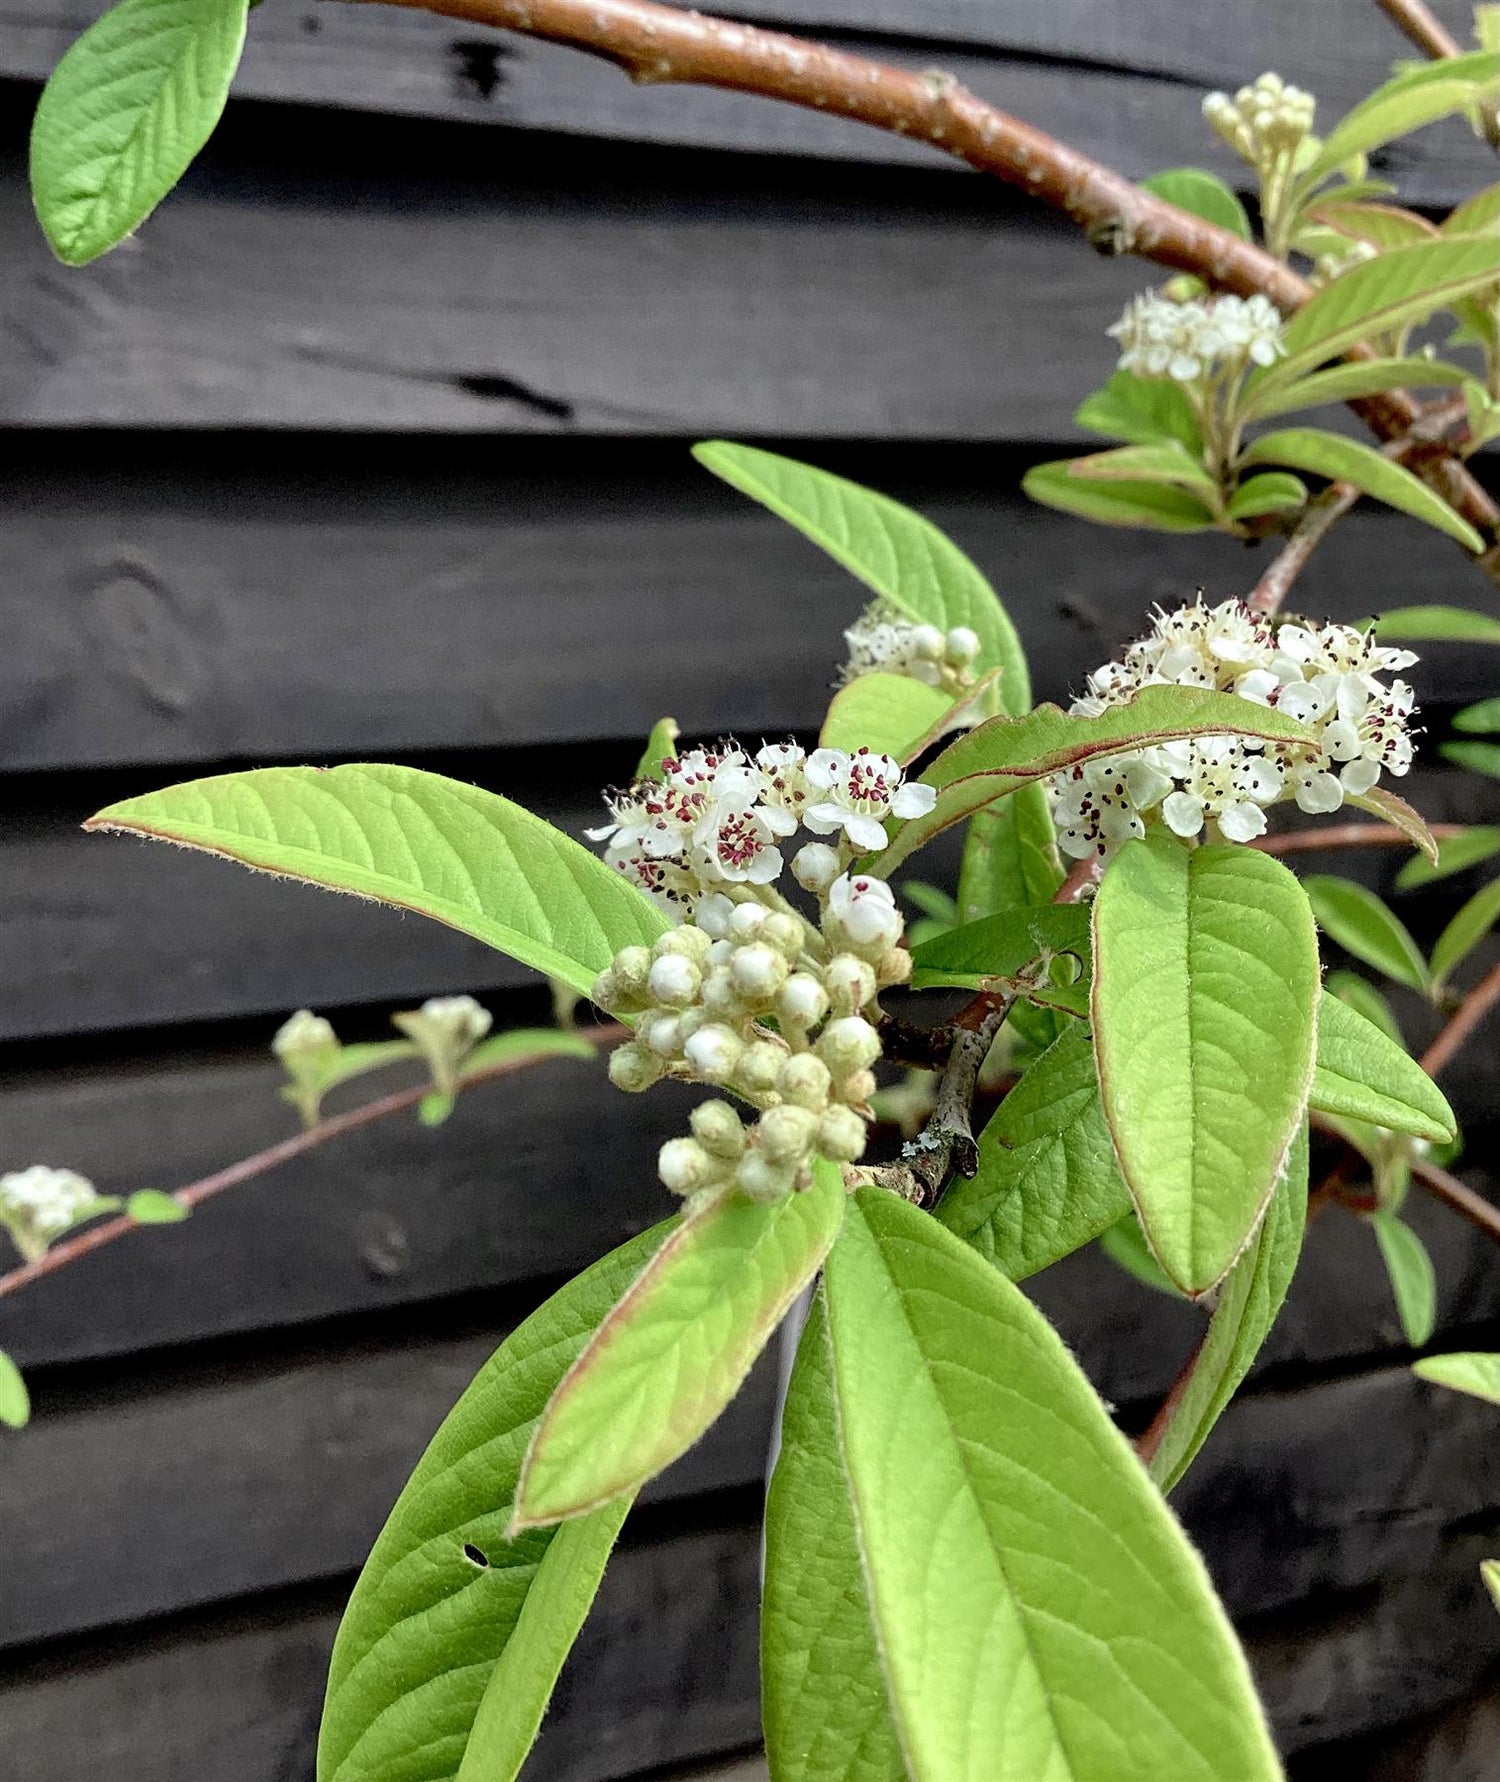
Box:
[648,952,701,1008]
[818,1015,881,1077]
[658,1137,715,1196]
[944,626,981,666]
[824,954,878,1015]
[737,1040,786,1097]
[611,945,652,998]
[779,972,830,1030]
[691,1099,747,1160]
[735,1150,797,1203]
[642,1012,683,1058]
[911,623,946,662]
[684,1023,743,1082]
[759,1104,818,1163]
[728,902,768,941]
[591,967,622,1011]
[608,1042,664,1093]
[817,1105,869,1163]
[761,912,805,959]
[416,995,493,1048]
[273,1008,337,1062]
[654,925,712,965]
[841,1067,878,1106]
[694,894,737,939]
[700,967,745,1020]
[827,872,904,957]
[792,843,842,895]
[875,947,912,988]
[779,1052,833,1110]
[731,942,789,1002]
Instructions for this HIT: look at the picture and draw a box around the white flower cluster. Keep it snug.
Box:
[1051,597,1418,858]
[1109,290,1285,385]
[595,872,910,1205]
[590,740,936,910]
[0,1166,107,1262]
[1203,72,1316,164]
[840,599,982,693]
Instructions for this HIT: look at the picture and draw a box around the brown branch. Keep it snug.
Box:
[1247,481,1362,616]
[1255,821,1467,856]
[0,1027,623,1304]
[1412,1156,1500,1246]
[350,0,1500,564]
[1420,960,1500,1078]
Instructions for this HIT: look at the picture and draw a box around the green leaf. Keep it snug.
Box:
[1310,990,1454,1144]
[875,686,1312,875]
[901,881,959,925]
[1067,441,1221,497]
[762,1293,906,1782]
[1375,605,1500,644]
[30,0,249,266]
[821,1188,1282,1782]
[1239,428,1484,550]
[694,442,1030,713]
[1142,167,1252,239]
[1091,837,1320,1296]
[1099,1214,1181,1295]
[1227,473,1308,520]
[513,1164,845,1529]
[1455,697,1500,732]
[126,1189,189,1225]
[1413,1349,1500,1404]
[1327,969,1404,1045]
[1443,182,1500,237]
[1302,199,1439,252]
[0,1349,30,1430]
[318,1224,670,1782]
[1073,370,1203,451]
[909,902,1089,993]
[1022,460,1219,532]
[1147,1125,1308,1492]
[457,1028,597,1085]
[1396,826,1500,889]
[86,764,669,997]
[1431,876,1500,990]
[956,783,1062,920]
[1303,874,1429,991]
[819,672,957,762]
[1303,52,1500,181]
[939,1023,1131,1281]
[1482,1560,1500,1613]
[1344,784,1439,864]
[1371,1212,1437,1347]
[1242,355,1469,421]
[1442,740,1500,779]
[288,1040,423,1120]
[634,716,680,781]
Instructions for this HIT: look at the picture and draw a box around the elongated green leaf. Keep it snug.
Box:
[634,716,680,781]
[956,782,1062,921]
[909,902,1089,993]
[939,1023,1130,1280]
[874,686,1312,874]
[1304,52,1500,180]
[1443,739,1500,779]
[513,1164,845,1528]
[763,1293,905,1782]
[1311,989,1454,1144]
[1243,356,1468,421]
[126,1188,190,1225]
[823,1188,1282,1782]
[1303,874,1429,990]
[694,442,1029,713]
[1148,1125,1308,1493]
[1068,441,1220,497]
[1431,877,1500,989]
[1099,1214,1180,1295]
[1456,697,1500,732]
[1344,784,1439,864]
[1240,428,1483,550]
[1413,1349,1500,1404]
[1227,473,1308,519]
[457,1028,596,1084]
[1258,238,1500,390]
[0,1349,30,1430]
[1073,370,1202,450]
[1444,183,1500,236]
[1372,1212,1437,1347]
[1397,826,1500,889]
[30,0,249,266]
[1022,460,1219,532]
[87,764,668,996]
[1142,167,1252,239]
[1303,199,1438,252]
[1375,605,1500,644]
[1092,837,1320,1296]
[820,672,956,761]
[1327,969,1403,1044]
[318,1224,669,1782]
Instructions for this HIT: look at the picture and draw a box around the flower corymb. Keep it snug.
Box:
[1109,290,1286,386]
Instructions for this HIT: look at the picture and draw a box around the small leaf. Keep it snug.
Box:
[940,1024,1130,1281]
[1310,990,1455,1144]
[819,672,956,762]
[30,0,249,266]
[1099,1214,1181,1295]
[1068,441,1221,497]
[1482,1560,1500,1614]
[694,442,1030,713]
[1327,969,1404,1045]
[634,717,680,781]
[1242,356,1469,421]
[1455,698,1500,733]
[87,764,669,997]
[1302,199,1439,251]
[1073,370,1202,450]
[1371,1212,1437,1347]
[1442,740,1500,779]
[1022,460,1219,532]
[901,880,959,925]
[1304,875,1429,990]
[1147,1125,1308,1492]
[1344,784,1439,864]
[1413,1349,1500,1404]
[0,1350,30,1430]
[1227,472,1308,519]
[1431,877,1500,990]
[513,1163,845,1528]
[956,782,1063,919]
[1303,52,1500,181]
[1142,167,1252,239]
[126,1189,189,1224]
[909,902,1090,993]
[457,1028,597,1084]
[419,1089,455,1126]
[1374,606,1500,643]
[1396,826,1500,889]
[1443,182,1500,236]
[1240,428,1484,550]
[1091,837,1320,1296]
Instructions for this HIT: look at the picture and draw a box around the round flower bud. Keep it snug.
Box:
[779,1052,832,1110]
[944,625,981,666]
[608,1041,664,1093]
[730,942,788,1002]
[591,966,622,1011]
[824,954,878,1016]
[911,622,945,662]
[611,946,652,999]
[818,1015,881,1077]
[654,925,712,965]
[737,1040,786,1098]
[676,1005,708,1042]
[694,894,737,939]
[735,1150,796,1203]
[761,912,805,959]
[658,1137,715,1197]
[647,952,701,1008]
[841,1067,878,1106]
[779,972,829,1031]
[642,1013,683,1058]
[875,946,912,988]
[759,1103,818,1163]
[816,1104,869,1163]
[792,843,841,895]
[728,902,768,941]
[827,873,904,957]
[701,967,744,1020]
[684,1023,743,1083]
[690,1099,747,1160]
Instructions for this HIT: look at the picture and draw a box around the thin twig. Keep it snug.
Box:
[1374,0,1500,151]
[1135,1340,1204,1467]
[1412,1155,1500,1246]
[1255,821,1467,856]
[1420,961,1500,1079]
[1247,482,1362,616]
[0,1027,624,1303]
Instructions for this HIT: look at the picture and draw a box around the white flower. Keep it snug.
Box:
[805,748,937,853]
[0,1166,108,1258]
[827,872,904,952]
[693,798,784,884]
[1108,291,1284,386]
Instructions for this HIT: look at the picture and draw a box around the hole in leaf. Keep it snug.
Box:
[462,1543,489,1569]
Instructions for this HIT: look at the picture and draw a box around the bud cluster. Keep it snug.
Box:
[840,598,982,694]
[1203,72,1317,166]
[0,1166,109,1263]
[1108,290,1285,386]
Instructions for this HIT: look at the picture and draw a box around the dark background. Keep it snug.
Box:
[1,1,1499,1776]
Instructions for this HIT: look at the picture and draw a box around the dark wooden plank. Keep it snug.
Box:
[1,441,1497,772]
[1301,1659,1500,1780]
[0,0,1490,204]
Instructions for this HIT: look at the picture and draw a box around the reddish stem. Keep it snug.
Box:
[1256,822,1467,857]
[1420,961,1500,1080]
[1412,1156,1500,1247]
